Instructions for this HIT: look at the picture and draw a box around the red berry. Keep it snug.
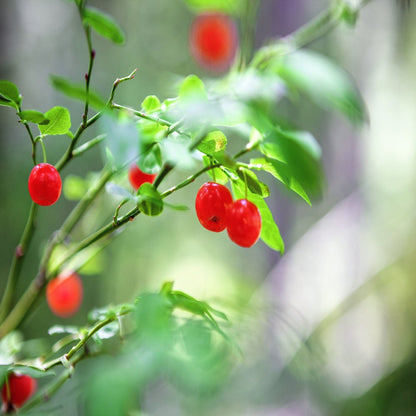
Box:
[195,182,233,232]
[46,272,83,318]
[128,164,157,191]
[28,163,62,206]
[1,373,37,409]
[226,199,261,247]
[189,13,238,72]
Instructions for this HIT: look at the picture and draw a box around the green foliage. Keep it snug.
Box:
[197,130,228,155]
[137,183,164,216]
[140,95,161,113]
[179,74,207,101]
[18,110,49,125]
[182,0,244,16]
[38,106,71,136]
[63,175,88,200]
[272,49,366,124]
[236,167,270,197]
[0,80,21,109]
[82,7,125,44]
[50,75,107,110]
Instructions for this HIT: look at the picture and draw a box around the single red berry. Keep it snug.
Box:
[1,373,37,409]
[189,13,238,72]
[128,164,157,191]
[46,272,83,318]
[195,182,233,232]
[28,163,62,206]
[227,199,262,247]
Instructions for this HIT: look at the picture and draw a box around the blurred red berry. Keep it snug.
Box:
[189,13,238,72]
[128,164,157,191]
[46,272,83,318]
[1,373,37,409]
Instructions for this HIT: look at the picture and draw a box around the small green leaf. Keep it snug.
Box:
[83,7,125,44]
[164,202,189,211]
[8,366,55,379]
[0,80,21,108]
[197,130,228,155]
[141,95,161,113]
[179,75,207,101]
[137,183,163,216]
[63,175,88,200]
[232,179,284,253]
[236,167,270,197]
[138,142,163,174]
[19,110,49,125]
[39,106,71,136]
[50,75,107,110]
[275,49,366,124]
[250,157,311,205]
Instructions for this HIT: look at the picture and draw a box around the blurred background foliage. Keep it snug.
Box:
[1,0,416,414]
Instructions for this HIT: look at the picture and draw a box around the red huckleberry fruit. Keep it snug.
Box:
[1,373,37,409]
[28,163,62,206]
[128,164,157,191]
[46,272,83,318]
[227,199,262,247]
[195,182,233,232]
[189,13,238,72]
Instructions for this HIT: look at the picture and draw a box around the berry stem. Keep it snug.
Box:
[0,203,38,323]
[39,139,47,163]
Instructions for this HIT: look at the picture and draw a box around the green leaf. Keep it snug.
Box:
[197,130,228,155]
[179,75,207,101]
[50,75,107,110]
[0,80,21,109]
[137,183,163,216]
[138,141,163,174]
[39,106,71,136]
[7,366,55,379]
[236,167,270,197]
[183,0,244,15]
[19,110,49,125]
[202,156,229,185]
[260,129,323,197]
[63,175,88,200]
[250,158,311,205]
[83,7,125,44]
[274,49,366,124]
[141,95,161,113]
[232,179,284,253]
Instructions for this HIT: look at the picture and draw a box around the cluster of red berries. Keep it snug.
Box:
[195,182,261,247]
[46,272,83,318]
[189,12,238,72]
[1,373,37,411]
[28,163,62,206]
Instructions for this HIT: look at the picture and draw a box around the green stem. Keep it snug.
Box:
[0,203,38,323]
[39,138,47,163]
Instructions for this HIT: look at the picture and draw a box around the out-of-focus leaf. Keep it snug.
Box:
[183,0,244,15]
[50,75,107,110]
[105,182,134,200]
[63,175,88,201]
[48,325,80,336]
[179,75,207,101]
[38,106,71,136]
[141,95,161,113]
[83,7,125,44]
[274,49,366,124]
